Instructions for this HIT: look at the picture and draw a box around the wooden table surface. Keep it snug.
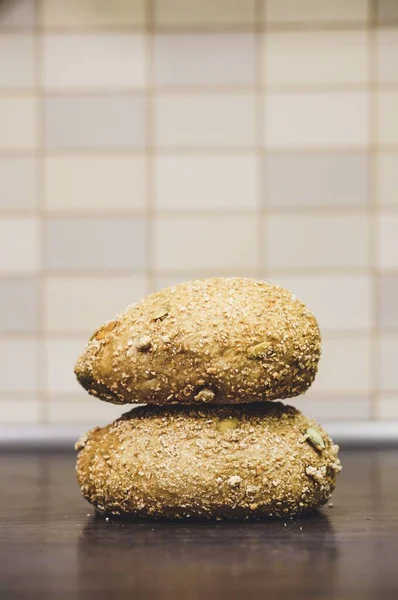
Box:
[1,447,397,599]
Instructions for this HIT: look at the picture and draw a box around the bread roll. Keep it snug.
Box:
[75,278,321,406]
[76,402,341,519]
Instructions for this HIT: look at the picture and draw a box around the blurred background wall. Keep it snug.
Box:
[0,0,397,439]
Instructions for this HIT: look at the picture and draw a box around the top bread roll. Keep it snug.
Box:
[75,277,321,406]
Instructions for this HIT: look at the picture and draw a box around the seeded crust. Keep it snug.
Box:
[75,277,321,406]
[75,402,341,520]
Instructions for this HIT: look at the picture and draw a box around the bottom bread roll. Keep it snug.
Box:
[76,402,342,519]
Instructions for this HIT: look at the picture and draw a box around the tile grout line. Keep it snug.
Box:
[34,0,48,425]
[2,146,398,157]
[1,206,398,218]
[0,21,391,34]
[3,82,398,95]
[145,0,156,293]
[2,146,398,156]
[0,267,397,277]
[256,0,266,281]
[369,1,380,421]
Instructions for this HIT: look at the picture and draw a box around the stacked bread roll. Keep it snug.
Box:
[75,278,341,519]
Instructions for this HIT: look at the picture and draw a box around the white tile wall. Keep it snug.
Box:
[266,213,369,270]
[264,0,369,24]
[377,154,398,205]
[44,155,147,212]
[0,97,38,149]
[154,215,259,270]
[288,395,373,421]
[40,0,147,27]
[0,35,35,88]
[377,29,398,83]
[378,395,398,419]
[155,0,256,27]
[273,275,373,332]
[377,214,398,268]
[44,95,147,149]
[377,92,398,146]
[0,0,397,431]
[48,392,127,425]
[309,336,372,393]
[46,340,87,393]
[0,341,38,392]
[0,218,39,273]
[42,35,147,89]
[155,155,259,210]
[155,93,257,148]
[154,34,256,86]
[0,279,38,333]
[264,31,368,86]
[45,218,147,271]
[379,336,398,391]
[265,93,369,148]
[0,0,35,28]
[0,158,38,210]
[0,398,40,424]
[44,276,147,334]
[265,153,369,207]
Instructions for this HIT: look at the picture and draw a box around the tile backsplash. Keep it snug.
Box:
[1,0,397,431]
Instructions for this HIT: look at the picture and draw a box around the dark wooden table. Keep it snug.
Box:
[1,447,397,599]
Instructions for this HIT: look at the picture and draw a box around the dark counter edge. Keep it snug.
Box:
[1,422,398,449]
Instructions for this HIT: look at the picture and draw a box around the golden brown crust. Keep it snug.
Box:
[75,402,341,519]
[74,277,321,406]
